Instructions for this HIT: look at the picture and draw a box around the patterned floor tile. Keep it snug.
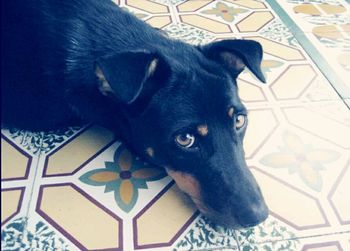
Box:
[37,183,123,250]
[267,0,350,99]
[297,232,350,251]
[237,99,350,246]
[125,0,170,14]
[1,188,25,226]
[2,0,350,250]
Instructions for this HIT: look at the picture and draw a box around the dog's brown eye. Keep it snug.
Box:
[235,115,246,129]
[175,133,195,148]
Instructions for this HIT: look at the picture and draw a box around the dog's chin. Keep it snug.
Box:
[195,205,264,229]
[189,199,240,229]
[201,212,241,229]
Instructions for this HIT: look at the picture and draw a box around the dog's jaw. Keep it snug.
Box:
[165,168,209,214]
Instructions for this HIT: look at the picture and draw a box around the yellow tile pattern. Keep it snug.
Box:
[135,184,197,246]
[44,126,114,176]
[146,16,172,29]
[248,36,305,61]
[271,65,316,99]
[1,138,30,180]
[1,189,22,224]
[225,0,266,9]
[237,11,274,32]
[39,185,121,250]
[177,0,213,12]
[126,0,168,14]
[253,169,328,228]
[180,14,232,33]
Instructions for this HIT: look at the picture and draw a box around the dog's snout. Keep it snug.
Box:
[234,176,269,228]
[236,199,269,228]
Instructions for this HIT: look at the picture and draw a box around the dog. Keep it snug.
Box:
[2,0,268,228]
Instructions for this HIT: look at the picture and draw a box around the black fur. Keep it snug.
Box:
[2,0,268,228]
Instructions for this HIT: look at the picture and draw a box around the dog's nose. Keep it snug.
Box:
[237,200,269,228]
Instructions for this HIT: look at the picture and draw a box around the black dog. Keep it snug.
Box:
[2,0,268,228]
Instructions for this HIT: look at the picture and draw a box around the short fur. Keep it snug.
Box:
[2,0,268,228]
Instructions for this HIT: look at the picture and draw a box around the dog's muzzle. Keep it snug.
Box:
[165,168,268,228]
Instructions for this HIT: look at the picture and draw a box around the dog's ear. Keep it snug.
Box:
[95,50,167,104]
[199,39,266,83]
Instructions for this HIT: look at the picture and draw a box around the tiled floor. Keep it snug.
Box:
[1,0,350,250]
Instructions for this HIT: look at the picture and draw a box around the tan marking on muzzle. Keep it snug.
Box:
[197,124,208,136]
[228,107,234,118]
[165,168,208,213]
[146,147,154,158]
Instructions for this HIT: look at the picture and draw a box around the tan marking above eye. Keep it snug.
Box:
[228,107,234,118]
[146,147,154,157]
[197,124,208,136]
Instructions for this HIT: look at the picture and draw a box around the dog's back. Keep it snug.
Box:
[2,0,69,129]
[1,0,169,130]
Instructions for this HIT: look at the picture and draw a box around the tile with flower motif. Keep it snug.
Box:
[201,2,248,22]
[248,130,349,234]
[260,130,341,192]
[80,144,166,212]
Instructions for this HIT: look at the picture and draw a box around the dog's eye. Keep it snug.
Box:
[175,133,195,148]
[235,115,246,129]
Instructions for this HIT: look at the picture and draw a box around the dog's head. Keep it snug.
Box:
[96,39,268,228]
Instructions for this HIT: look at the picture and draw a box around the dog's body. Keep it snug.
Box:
[2,0,174,131]
[2,0,268,228]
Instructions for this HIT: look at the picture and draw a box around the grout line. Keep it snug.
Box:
[17,131,45,246]
[169,1,180,24]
